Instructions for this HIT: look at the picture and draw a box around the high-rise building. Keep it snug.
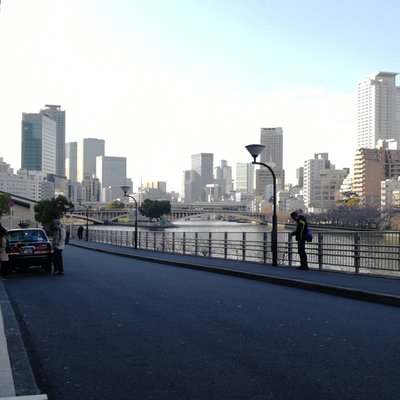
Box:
[235,163,254,193]
[303,153,348,212]
[214,160,233,196]
[96,156,127,203]
[77,138,105,182]
[65,142,78,182]
[260,127,283,169]
[40,105,66,176]
[357,72,400,149]
[353,140,400,207]
[191,153,214,201]
[21,113,57,175]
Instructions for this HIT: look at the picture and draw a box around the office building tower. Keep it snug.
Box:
[260,127,283,168]
[96,156,127,203]
[77,138,105,182]
[357,72,400,149]
[182,170,195,203]
[65,142,78,183]
[235,163,254,193]
[21,113,57,175]
[214,160,233,196]
[191,153,214,201]
[40,105,66,176]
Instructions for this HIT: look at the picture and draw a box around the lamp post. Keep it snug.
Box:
[78,199,89,242]
[121,186,138,249]
[245,144,278,266]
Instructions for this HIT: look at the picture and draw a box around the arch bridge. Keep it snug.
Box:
[66,204,268,225]
[170,203,267,224]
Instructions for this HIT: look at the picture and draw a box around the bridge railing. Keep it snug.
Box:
[70,227,400,277]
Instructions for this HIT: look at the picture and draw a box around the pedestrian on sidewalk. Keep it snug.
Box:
[52,219,66,275]
[290,211,309,270]
[0,224,10,275]
[77,225,84,240]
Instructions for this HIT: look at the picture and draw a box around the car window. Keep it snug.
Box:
[8,230,47,243]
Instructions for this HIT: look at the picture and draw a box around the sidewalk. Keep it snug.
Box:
[1,239,399,398]
[70,239,400,307]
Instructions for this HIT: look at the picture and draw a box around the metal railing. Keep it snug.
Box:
[69,227,400,277]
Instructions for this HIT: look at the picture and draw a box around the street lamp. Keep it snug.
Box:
[245,144,278,266]
[78,199,89,241]
[121,186,138,249]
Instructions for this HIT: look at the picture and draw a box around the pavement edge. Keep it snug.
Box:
[0,278,41,397]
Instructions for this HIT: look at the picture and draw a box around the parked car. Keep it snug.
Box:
[4,228,52,273]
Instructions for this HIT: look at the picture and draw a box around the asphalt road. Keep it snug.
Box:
[3,246,400,400]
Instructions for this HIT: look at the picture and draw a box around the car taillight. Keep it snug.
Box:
[10,245,20,254]
[34,244,51,254]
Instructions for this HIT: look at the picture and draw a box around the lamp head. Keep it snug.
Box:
[121,185,131,196]
[77,198,83,205]
[245,144,265,162]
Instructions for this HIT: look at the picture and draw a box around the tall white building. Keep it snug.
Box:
[77,138,105,182]
[357,72,400,149]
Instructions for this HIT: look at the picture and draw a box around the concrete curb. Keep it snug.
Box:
[70,243,400,307]
[0,278,42,398]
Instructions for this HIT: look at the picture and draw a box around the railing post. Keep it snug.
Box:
[242,232,246,261]
[183,232,186,255]
[145,231,149,249]
[208,232,212,258]
[354,233,360,274]
[172,232,175,253]
[162,231,165,252]
[264,232,268,264]
[288,233,292,266]
[195,232,198,255]
[318,232,323,270]
[224,232,228,260]
[153,232,157,250]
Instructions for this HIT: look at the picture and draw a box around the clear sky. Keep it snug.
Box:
[1,0,400,193]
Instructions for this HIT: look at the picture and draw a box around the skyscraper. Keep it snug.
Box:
[96,156,127,202]
[77,138,105,182]
[260,127,283,168]
[357,72,400,149]
[65,142,78,182]
[191,153,214,201]
[40,105,66,176]
[21,113,57,175]
[235,162,254,193]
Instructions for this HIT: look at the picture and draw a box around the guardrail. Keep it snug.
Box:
[69,227,400,277]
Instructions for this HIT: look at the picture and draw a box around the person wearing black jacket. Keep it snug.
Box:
[290,211,309,270]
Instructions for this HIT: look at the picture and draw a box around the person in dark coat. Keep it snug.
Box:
[290,211,309,270]
[77,225,84,240]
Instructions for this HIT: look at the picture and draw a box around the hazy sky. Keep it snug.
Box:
[1,0,400,192]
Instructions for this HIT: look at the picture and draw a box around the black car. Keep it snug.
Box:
[5,228,52,273]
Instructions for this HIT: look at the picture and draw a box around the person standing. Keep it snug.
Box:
[52,219,66,275]
[0,225,9,275]
[290,211,309,270]
[77,225,84,240]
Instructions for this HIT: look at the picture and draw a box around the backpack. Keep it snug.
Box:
[305,228,313,242]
